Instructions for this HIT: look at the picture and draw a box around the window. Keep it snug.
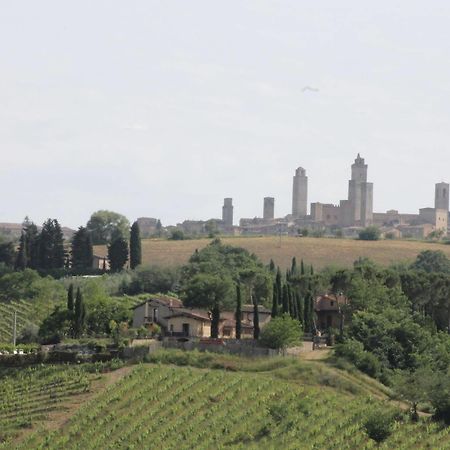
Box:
[330,301,334,307]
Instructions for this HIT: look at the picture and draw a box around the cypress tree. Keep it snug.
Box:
[235,283,242,340]
[282,284,289,314]
[67,284,74,311]
[211,304,220,338]
[156,219,162,237]
[19,218,40,269]
[292,288,299,320]
[275,268,282,305]
[39,219,65,270]
[271,282,278,318]
[74,287,86,338]
[304,291,311,333]
[108,237,129,272]
[129,221,142,270]
[287,284,294,316]
[296,293,304,327]
[300,259,305,276]
[310,265,314,276]
[15,232,28,270]
[71,226,93,272]
[253,297,260,340]
[269,259,275,272]
[291,257,297,276]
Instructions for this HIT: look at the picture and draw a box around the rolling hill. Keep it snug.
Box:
[95,236,450,270]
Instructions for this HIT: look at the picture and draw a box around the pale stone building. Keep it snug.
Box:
[292,167,308,218]
[263,197,275,220]
[222,198,234,227]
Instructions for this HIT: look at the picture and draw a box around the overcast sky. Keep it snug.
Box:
[1,1,450,228]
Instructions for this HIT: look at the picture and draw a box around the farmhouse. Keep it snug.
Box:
[132,296,271,339]
[164,309,211,337]
[314,294,347,331]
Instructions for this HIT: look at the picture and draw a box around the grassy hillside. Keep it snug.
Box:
[95,236,450,270]
[6,354,450,449]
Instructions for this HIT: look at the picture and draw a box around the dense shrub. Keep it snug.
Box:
[358,226,380,241]
[363,410,394,443]
[259,314,302,350]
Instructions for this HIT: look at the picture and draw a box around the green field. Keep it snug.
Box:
[3,354,450,449]
[96,236,450,270]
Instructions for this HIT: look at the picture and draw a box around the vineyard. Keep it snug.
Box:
[0,299,35,344]
[0,364,92,446]
[11,363,450,449]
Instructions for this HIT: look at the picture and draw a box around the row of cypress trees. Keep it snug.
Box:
[233,257,317,341]
[16,218,65,270]
[270,257,316,333]
[14,217,142,273]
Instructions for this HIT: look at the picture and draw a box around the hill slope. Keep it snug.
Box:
[13,360,450,450]
[95,236,450,270]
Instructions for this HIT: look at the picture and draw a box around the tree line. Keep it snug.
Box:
[0,214,143,274]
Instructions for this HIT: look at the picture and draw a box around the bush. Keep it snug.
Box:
[169,230,185,241]
[259,314,302,350]
[358,226,380,241]
[334,339,382,378]
[363,410,394,443]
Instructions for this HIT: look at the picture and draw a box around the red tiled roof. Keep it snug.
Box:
[164,308,210,322]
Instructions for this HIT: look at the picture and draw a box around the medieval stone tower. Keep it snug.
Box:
[263,197,275,220]
[222,198,234,227]
[435,182,449,212]
[292,167,308,218]
[347,154,373,226]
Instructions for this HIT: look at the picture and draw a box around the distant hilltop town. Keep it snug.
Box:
[174,154,449,240]
[1,155,448,241]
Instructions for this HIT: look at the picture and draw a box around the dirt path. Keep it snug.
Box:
[300,347,332,361]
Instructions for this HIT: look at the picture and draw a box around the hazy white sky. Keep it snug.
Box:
[1,1,450,227]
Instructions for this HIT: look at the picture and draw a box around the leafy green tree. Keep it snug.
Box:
[182,239,271,311]
[129,221,142,269]
[108,237,129,272]
[411,250,450,274]
[86,210,130,245]
[428,370,450,424]
[391,368,433,421]
[0,239,15,268]
[358,226,381,241]
[70,226,93,271]
[259,314,302,349]
[183,273,233,338]
[38,219,65,270]
[38,306,73,344]
[130,265,180,294]
[235,283,242,339]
